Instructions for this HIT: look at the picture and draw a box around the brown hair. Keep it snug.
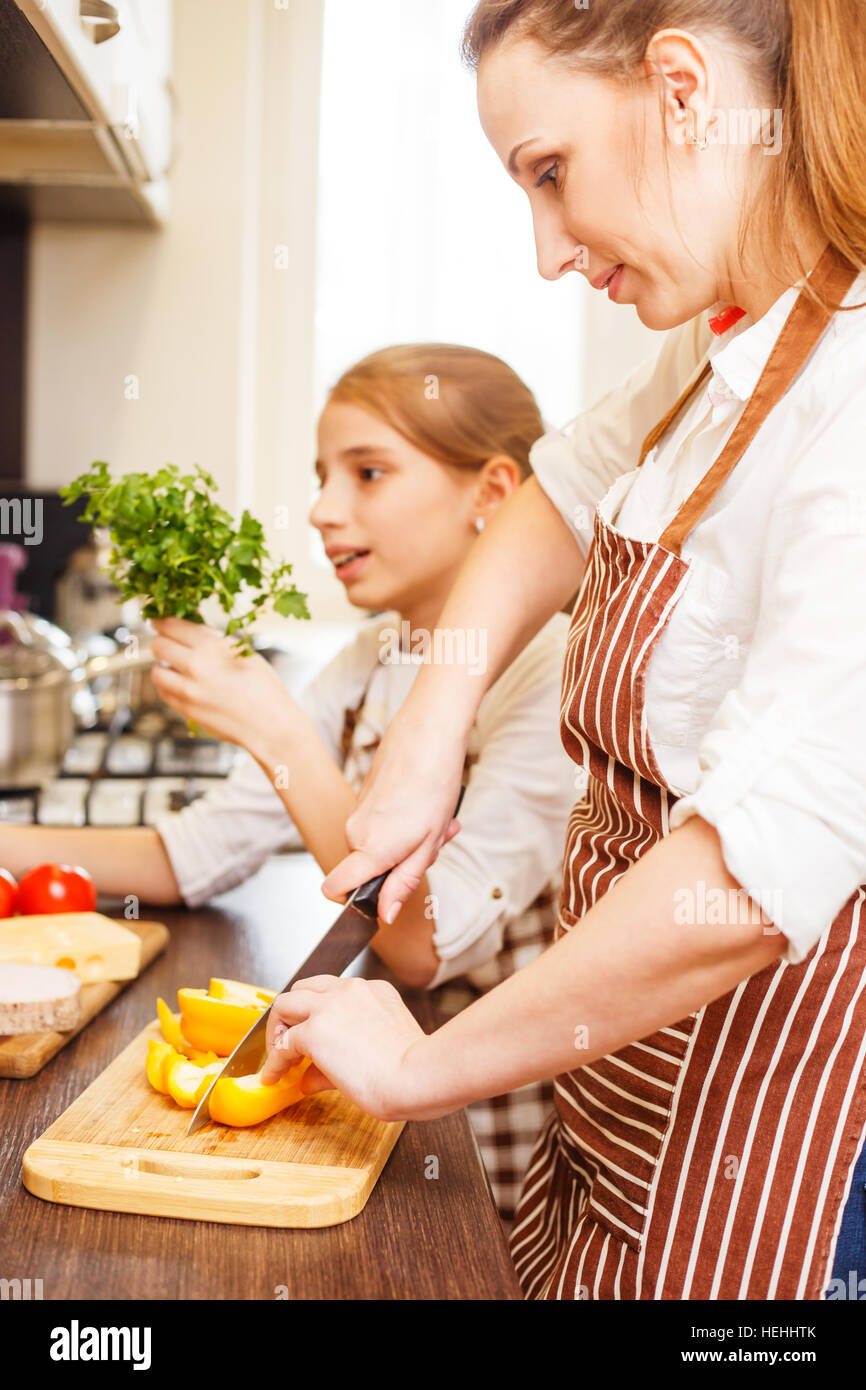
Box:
[326,343,544,479]
[461,0,866,312]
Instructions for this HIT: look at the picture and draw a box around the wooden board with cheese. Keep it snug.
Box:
[0,918,168,1078]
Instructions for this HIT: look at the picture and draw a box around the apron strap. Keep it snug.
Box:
[638,358,713,468]
[651,242,859,558]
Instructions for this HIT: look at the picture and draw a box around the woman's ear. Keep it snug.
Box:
[644,29,715,147]
[472,454,523,526]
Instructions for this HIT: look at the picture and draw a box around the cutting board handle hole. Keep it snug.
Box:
[133,1156,263,1182]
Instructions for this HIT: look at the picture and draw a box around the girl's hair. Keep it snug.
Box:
[327,343,544,479]
[461,0,866,313]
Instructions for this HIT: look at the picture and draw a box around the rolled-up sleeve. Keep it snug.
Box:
[532,313,712,556]
[426,619,575,987]
[669,384,866,963]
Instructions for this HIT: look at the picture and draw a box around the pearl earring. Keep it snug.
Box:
[475,517,485,534]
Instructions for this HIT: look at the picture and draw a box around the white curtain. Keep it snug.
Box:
[314,0,585,430]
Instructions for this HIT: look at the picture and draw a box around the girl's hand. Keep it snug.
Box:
[150,617,295,752]
[321,701,465,925]
[261,975,432,1121]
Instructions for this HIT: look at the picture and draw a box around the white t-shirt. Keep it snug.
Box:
[530,269,866,965]
[156,612,576,987]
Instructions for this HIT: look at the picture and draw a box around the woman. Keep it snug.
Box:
[259,1,866,1300]
[3,344,576,1226]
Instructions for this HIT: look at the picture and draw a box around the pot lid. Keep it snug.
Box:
[0,610,78,686]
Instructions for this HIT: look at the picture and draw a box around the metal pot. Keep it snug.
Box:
[0,610,155,784]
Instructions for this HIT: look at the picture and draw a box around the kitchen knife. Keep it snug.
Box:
[186,784,466,1136]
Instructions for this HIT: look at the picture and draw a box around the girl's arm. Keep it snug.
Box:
[261,814,787,1117]
[322,476,586,919]
[150,621,441,987]
[0,826,182,904]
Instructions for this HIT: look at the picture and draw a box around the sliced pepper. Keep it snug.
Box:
[177,987,267,1056]
[208,1058,312,1127]
[164,1054,223,1109]
[146,1039,181,1095]
[156,997,195,1057]
[208,978,276,1007]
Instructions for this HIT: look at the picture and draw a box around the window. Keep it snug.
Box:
[314,0,585,431]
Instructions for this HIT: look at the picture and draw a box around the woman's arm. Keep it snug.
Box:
[0,826,182,904]
[322,476,586,919]
[261,815,787,1118]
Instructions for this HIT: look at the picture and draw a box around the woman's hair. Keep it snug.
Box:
[461,0,866,312]
[326,343,545,479]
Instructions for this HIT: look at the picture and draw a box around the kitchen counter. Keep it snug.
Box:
[0,855,522,1300]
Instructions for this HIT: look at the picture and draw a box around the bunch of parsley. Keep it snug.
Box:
[61,461,310,648]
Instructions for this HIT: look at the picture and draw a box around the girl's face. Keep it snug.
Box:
[311,400,494,619]
[477,32,759,330]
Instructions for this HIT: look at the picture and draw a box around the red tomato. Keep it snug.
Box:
[15,864,97,916]
[0,869,17,918]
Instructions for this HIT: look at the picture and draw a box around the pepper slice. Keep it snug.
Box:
[164,1054,223,1109]
[177,988,266,1056]
[207,978,276,1008]
[146,1039,179,1095]
[208,1058,312,1127]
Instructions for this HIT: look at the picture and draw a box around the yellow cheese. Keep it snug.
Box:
[0,913,141,983]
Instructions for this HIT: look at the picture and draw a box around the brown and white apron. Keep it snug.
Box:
[340,673,558,1229]
[511,243,866,1299]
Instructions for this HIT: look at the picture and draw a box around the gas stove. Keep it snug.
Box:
[0,706,239,828]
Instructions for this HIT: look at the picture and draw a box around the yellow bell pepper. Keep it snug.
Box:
[208,978,276,1008]
[208,1058,312,1127]
[156,997,194,1057]
[164,1054,223,1109]
[146,1039,179,1095]
[157,996,219,1064]
[177,987,267,1056]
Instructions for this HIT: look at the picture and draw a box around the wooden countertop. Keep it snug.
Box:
[0,855,522,1300]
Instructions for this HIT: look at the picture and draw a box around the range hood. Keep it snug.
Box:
[0,0,173,224]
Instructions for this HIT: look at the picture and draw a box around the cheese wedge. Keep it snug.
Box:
[0,913,142,983]
[0,962,82,1034]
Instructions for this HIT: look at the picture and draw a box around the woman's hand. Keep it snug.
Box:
[260,975,433,1121]
[150,617,296,754]
[320,695,466,925]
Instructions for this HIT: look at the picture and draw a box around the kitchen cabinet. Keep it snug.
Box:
[0,854,522,1300]
[0,0,173,224]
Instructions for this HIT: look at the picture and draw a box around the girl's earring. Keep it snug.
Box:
[475,517,485,534]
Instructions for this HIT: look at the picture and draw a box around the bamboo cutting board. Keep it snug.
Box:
[22,1018,405,1227]
[0,920,169,1078]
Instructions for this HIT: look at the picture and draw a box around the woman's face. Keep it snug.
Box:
[311,401,489,619]
[477,32,755,330]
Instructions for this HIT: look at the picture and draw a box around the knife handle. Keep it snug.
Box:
[349,784,467,918]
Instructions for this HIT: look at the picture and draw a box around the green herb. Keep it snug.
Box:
[61,461,310,650]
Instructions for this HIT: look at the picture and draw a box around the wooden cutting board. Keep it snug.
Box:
[22,1018,405,1227]
[0,920,168,1078]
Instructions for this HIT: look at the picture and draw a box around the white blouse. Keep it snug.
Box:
[155,612,576,987]
[530,269,866,965]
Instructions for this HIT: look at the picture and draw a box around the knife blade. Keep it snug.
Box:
[185,785,466,1136]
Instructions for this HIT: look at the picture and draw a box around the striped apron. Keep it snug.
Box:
[511,243,866,1300]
